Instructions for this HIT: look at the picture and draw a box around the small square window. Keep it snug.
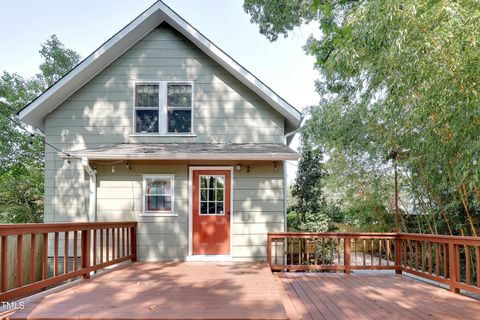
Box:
[143,175,174,214]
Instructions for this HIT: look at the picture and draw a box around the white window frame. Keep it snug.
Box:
[141,174,175,216]
[132,81,195,136]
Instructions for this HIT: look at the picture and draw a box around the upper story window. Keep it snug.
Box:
[134,82,193,134]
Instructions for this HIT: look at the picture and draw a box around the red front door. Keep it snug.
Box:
[192,170,231,255]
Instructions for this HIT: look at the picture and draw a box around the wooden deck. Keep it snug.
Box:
[4,262,288,320]
[278,272,480,320]
[3,262,480,320]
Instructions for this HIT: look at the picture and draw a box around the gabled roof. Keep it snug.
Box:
[57,143,299,161]
[18,1,302,131]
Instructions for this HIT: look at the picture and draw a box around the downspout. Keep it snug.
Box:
[82,157,97,222]
[283,115,306,232]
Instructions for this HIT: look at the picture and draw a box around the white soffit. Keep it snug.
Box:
[18,1,301,131]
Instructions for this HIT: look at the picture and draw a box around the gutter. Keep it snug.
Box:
[82,157,97,222]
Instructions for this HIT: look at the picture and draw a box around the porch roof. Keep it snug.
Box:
[59,143,299,161]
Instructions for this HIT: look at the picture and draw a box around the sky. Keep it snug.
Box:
[0,0,321,179]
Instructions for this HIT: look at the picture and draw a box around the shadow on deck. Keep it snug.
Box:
[3,262,287,320]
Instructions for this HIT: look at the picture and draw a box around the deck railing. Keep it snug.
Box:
[267,232,480,295]
[0,221,137,301]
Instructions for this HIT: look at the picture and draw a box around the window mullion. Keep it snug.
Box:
[158,81,167,134]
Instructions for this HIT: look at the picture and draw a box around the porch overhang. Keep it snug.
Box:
[58,143,299,161]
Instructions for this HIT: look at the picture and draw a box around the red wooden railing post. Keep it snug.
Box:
[81,229,91,279]
[344,237,351,274]
[130,225,137,262]
[394,236,402,274]
[449,243,459,293]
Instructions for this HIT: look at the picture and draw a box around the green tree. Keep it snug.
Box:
[288,134,339,232]
[0,35,80,223]
[245,0,480,236]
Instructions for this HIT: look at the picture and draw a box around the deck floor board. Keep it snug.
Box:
[5,262,288,320]
[277,272,480,320]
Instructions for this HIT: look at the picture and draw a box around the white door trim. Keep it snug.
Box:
[188,166,234,259]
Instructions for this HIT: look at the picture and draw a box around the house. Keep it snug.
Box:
[18,1,301,262]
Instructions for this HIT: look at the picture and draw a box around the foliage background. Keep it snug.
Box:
[0,35,79,223]
[245,0,480,236]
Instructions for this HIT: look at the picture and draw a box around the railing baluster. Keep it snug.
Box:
[43,233,48,280]
[289,238,293,265]
[30,234,36,283]
[428,241,432,274]
[123,228,127,257]
[16,235,23,288]
[100,228,104,264]
[330,239,333,267]
[54,232,59,277]
[306,239,309,265]
[106,228,110,262]
[466,245,471,285]
[354,239,358,266]
[443,243,448,278]
[112,228,116,260]
[321,238,325,265]
[64,231,69,274]
[379,239,382,267]
[476,246,480,287]
[363,239,366,267]
[73,231,78,271]
[1,236,6,292]
[421,241,425,272]
[314,238,318,265]
[386,239,390,267]
[117,227,120,260]
[370,239,375,269]
[415,241,418,271]
[93,229,97,265]
[435,243,440,276]
[337,238,341,266]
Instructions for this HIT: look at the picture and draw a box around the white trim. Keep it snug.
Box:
[129,134,197,137]
[185,255,233,262]
[142,174,175,215]
[188,166,234,259]
[18,1,301,131]
[60,152,299,161]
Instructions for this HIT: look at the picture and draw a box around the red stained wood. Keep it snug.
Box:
[30,234,36,283]
[279,272,480,320]
[6,262,287,320]
[16,235,23,288]
[64,232,69,274]
[1,236,7,292]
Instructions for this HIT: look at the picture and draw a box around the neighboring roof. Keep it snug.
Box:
[59,143,299,161]
[18,1,302,131]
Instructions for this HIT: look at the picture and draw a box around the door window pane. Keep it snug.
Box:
[199,175,225,215]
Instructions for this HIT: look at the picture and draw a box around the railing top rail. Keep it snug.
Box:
[0,221,138,236]
[268,232,398,237]
[267,232,480,245]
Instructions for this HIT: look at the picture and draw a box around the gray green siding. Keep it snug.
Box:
[43,23,287,261]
